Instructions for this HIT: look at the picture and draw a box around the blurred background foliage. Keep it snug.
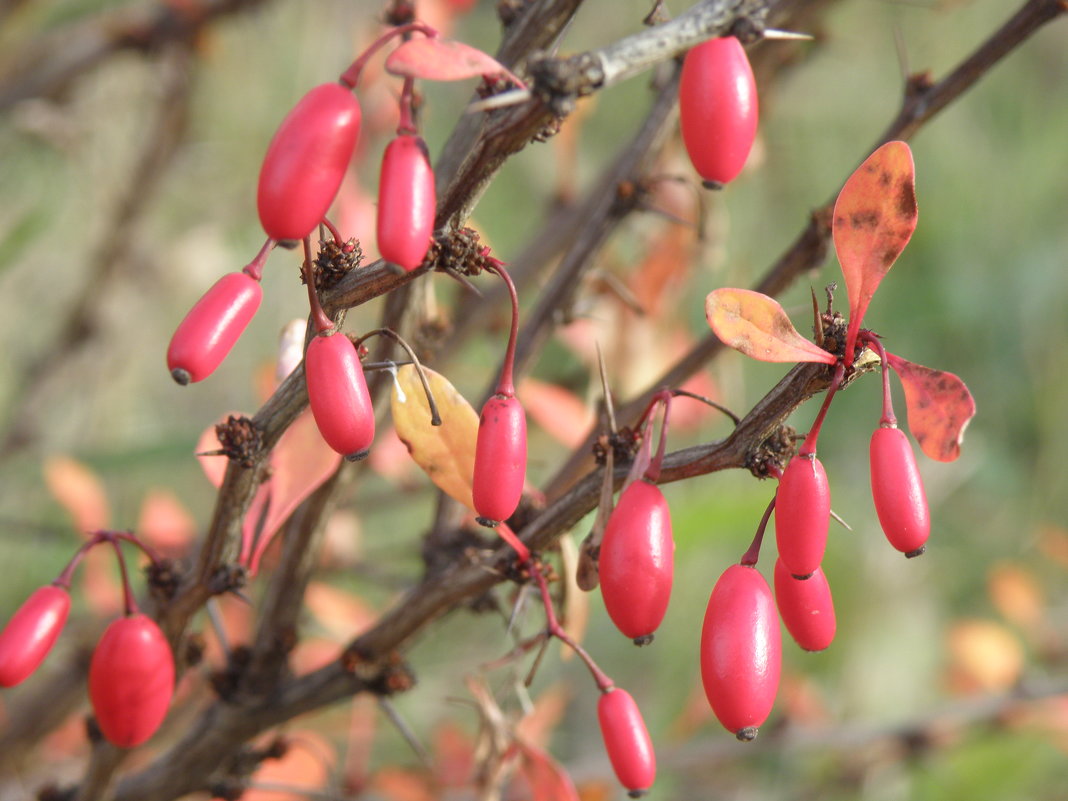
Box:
[0,0,1067,799]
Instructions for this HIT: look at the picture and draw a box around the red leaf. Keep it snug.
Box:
[706,288,835,364]
[833,141,917,359]
[384,37,524,87]
[887,352,975,462]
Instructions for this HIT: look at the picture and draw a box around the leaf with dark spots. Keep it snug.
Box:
[833,141,918,361]
[887,352,976,462]
[706,288,836,365]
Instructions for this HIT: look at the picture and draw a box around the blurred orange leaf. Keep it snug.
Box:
[886,353,975,462]
[706,288,835,364]
[43,456,110,532]
[513,741,580,801]
[432,721,476,788]
[304,581,377,641]
[137,489,196,556]
[946,619,1023,694]
[518,378,593,449]
[833,140,917,357]
[988,562,1044,630]
[369,767,434,801]
[391,365,479,512]
[243,731,335,801]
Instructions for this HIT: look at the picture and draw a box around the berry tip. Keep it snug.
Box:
[170,368,191,386]
[736,726,759,742]
[627,790,649,799]
[905,545,927,559]
[475,516,500,529]
[345,448,371,462]
[702,179,726,191]
[632,634,655,647]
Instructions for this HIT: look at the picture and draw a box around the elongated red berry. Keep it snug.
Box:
[167,272,262,385]
[88,613,175,748]
[599,479,674,644]
[700,564,781,740]
[472,395,527,526]
[257,83,361,242]
[870,426,930,557]
[678,36,758,187]
[597,687,656,797]
[0,585,70,687]
[775,454,831,579]
[774,558,836,652]
[377,134,436,271]
[305,332,375,460]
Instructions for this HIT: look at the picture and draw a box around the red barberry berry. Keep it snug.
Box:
[870,426,930,557]
[377,134,436,271]
[773,558,836,652]
[678,36,758,188]
[167,272,262,385]
[597,687,656,797]
[305,332,375,460]
[472,395,526,526]
[0,585,71,687]
[257,83,362,242]
[599,479,674,645]
[88,613,175,748]
[775,454,831,579]
[700,563,781,740]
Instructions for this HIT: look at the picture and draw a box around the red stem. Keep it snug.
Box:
[740,497,776,567]
[397,77,417,136]
[302,236,334,334]
[337,22,438,89]
[862,333,897,427]
[530,560,614,692]
[241,238,275,282]
[799,362,846,456]
[319,217,344,247]
[486,260,520,398]
[109,537,139,616]
[494,523,530,565]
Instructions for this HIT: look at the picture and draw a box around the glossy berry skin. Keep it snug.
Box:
[0,585,70,687]
[700,564,781,740]
[167,272,262,385]
[775,454,831,579]
[305,333,375,460]
[472,395,526,526]
[377,134,436,271]
[257,83,361,242]
[774,558,836,652]
[678,36,758,187]
[597,688,656,797]
[88,613,175,748]
[870,426,930,556]
[599,479,674,644]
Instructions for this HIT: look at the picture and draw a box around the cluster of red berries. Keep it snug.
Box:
[0,532,175,748]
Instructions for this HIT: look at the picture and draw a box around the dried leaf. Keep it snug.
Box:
[244,731,335,801]
[833,141,917,358]
[946,620,1023,694]
[887,352,975,462]
[385,37,521,86]
[706,288,835,364]
[43,456,110,532]
[987,562,1044,630]
[557,535,589,660]
[390,364,479,512]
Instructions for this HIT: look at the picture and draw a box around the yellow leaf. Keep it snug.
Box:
[390,365,479,512]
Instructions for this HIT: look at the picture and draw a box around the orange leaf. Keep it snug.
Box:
[518,377,593,449]
[137,489,197,556]
[390,365,479,512]
[946,620,1023,694]
[246,409,342,575]
[833,141,917,358]
[513,741,581,801]
[706,288,835,364]
[887,353,975,462]
[43,456,110,532]
[304,581,378,641]
[385,38,522,87]
[244,731,336,801]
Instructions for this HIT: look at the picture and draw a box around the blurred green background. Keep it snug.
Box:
[1,0,1067,798]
